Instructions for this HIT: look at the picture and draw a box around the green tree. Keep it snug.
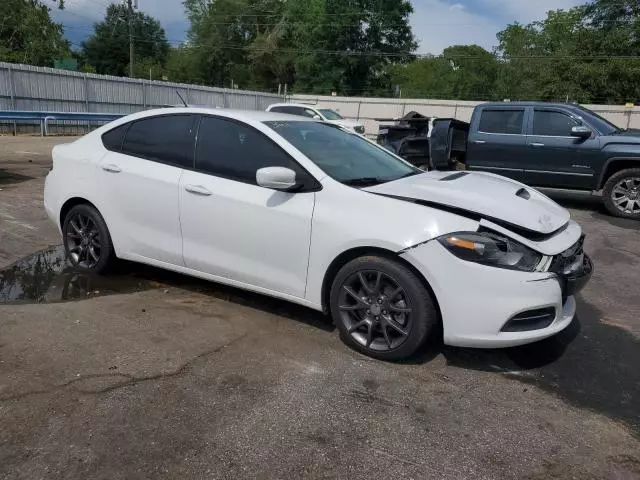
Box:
[82,3,169,76]
[184,0,417,93]
[442,45,499,100]
[0,0,70,66]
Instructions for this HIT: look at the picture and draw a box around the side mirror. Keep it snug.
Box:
[312,114,322,120]
[256,167,297,191]
[571,125,592,139]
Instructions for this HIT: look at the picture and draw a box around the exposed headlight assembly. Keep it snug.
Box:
[437,231,542,272]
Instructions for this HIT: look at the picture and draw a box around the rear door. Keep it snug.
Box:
[98,114,196,264]
[466,107,527,181]
[524,108,600,189]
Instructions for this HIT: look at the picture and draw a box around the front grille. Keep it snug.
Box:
[549,235,585,275]
[501,307,556,332]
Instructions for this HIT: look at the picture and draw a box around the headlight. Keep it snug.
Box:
[437,231,542,272]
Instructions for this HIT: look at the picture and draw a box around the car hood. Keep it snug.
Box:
[364,170,570,235]
[607,129,640,141]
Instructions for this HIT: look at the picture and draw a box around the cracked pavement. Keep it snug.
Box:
[1,136,639,479]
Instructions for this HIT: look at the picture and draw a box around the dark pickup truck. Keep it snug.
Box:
[381,102,640,219]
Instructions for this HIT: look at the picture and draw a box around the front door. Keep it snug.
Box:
[524,109,600,189]
[179,115,316,298]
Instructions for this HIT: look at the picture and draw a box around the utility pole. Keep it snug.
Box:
[127,0,137,78]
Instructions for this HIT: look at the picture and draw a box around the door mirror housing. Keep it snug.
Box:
[571,125,592,139]
[256,167,298,190]
[312,114,322,120]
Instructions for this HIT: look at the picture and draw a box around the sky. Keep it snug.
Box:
[52,0,585,54]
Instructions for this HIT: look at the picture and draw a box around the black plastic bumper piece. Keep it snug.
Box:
[501,307,557,332]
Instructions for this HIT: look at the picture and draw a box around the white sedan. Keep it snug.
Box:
[44,108,592,360]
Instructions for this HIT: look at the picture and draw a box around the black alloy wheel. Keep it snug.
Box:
[63,204,115,273]
[330,256,438,361]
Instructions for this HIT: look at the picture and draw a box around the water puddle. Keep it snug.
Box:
[0,169,33,185]
[0,246,155,305]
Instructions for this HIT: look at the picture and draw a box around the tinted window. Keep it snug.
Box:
[101,123,128,151]
[121,115,196,168]
[265,121,418,184]
[478,109,524,134]
[533,111,579,136]
[269,106,288,113]
[196,116,304,185]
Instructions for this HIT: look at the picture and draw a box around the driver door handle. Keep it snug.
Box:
[472,140,486,144]
[530,142,545,147]
[184,184,212,196]
[101,164,121,173]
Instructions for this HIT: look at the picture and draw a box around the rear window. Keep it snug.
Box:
[121,115,197,168]
[478,109,524,134]
[101,123,128,151]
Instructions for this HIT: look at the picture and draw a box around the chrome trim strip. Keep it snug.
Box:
[470,166,521,172]
[524,169,593,177]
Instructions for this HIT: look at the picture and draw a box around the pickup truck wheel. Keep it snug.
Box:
[603,168,640,219]
[330,255,438,361]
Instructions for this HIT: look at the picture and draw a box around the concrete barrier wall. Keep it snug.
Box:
[291,94,640,135]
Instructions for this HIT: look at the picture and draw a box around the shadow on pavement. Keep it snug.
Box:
[0,169,33,185]
[439,298,640,437]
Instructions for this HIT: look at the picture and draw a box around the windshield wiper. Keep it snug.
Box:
[342,177,387,187]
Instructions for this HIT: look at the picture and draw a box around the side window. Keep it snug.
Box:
[478,109,525,134]
[101,123,129,152]
[302,108,318,118]
[269,106,286,113]
[533,111,579,136]
[195,116,305,185]
[121,115,196,168]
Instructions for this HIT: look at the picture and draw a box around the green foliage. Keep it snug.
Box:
[0,0,70,66]
[184,0,416,93]
[82,3,170,76]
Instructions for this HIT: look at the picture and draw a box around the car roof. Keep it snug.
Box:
[478,101,582,110]
[122,107,318,123]
[267,103,320,109]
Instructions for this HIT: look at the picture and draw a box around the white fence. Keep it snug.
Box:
[290,94,640,135]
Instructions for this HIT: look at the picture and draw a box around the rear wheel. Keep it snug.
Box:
[603,168,640,219]
[329,255,438,361]
[62,204,115,273]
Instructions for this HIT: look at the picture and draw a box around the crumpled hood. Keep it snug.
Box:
[364,170,570,235]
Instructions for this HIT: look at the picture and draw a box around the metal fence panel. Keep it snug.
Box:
[0,62,282,121]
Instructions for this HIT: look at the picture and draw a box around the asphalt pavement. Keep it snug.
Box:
[1,136,639,479]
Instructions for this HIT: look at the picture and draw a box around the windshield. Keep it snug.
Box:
[576,105,621,134]
[264,121,420,185]
[318,109,343,120]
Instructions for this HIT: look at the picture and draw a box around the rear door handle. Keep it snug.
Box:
[184,184,212,196]
[530,142,545,147]
[472,140,486,144]
[101,164,121,173]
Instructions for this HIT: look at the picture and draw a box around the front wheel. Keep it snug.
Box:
[62,204,115,273]
[602,168,640,219]
[329,255,438,361]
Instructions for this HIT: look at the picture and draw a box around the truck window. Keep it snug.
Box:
[478,109,524,134]
[533,111,579,136]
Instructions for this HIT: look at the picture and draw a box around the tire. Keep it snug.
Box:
[602,168,640,219]
[62,204,115,273]
[329,255,438,361]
